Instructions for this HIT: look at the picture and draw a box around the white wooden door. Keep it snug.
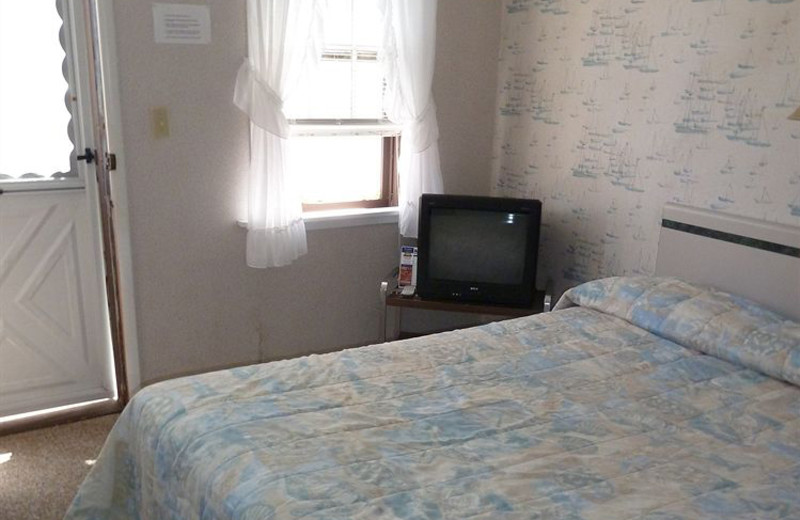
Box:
[0,1,118,419]
[0,191,114,416]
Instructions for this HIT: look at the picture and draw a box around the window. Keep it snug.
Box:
[0,2,76,184]
[284,0,398,211]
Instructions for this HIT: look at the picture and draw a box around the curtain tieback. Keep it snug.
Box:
[404,99,440,154]
[233,59,290,138]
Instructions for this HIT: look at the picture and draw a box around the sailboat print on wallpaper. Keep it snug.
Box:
[770,12,792,40]
[710,187,733,210]
[589,175,602,193]
[572,148,602,179]
[621,21,660,73]
[641,79,658,102]
[604,252,621,275]
[613,107,632,133]
[740,19,756,40]
[646,108,661,124]
[789,75,800,105]
[560,68,580,95]
[583,32,613,67]
[711,184,736,210]
[524,161,539,176]
[619,82,631,101]
[720,156,735,175]
[602,221,620,244]
[673,150,697,185]
[549,176,567,201]
[730,49,756,79]
[719,185,735,204]
[646,133,671,163]
[582,81,602,112]
[639,37,660,73]
[608,143,637,187]
[632,248,653,276]
[746,108,771,148]
[789,193,800,217]
[658,163,677,189]
[562,231,597,282]
[675,72,715,134]
[661,4,685,36]
[690,18,714,56]
[625,161,645,193]
[777,45,797,65]
[717,80,735,96]
[537,25,548,43]
[776,74,795,108]
[631,223,647,242]
[754,187,773,205]
[721,89,770,146]
[532,90,555,123]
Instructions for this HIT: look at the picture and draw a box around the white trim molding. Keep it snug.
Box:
[303,206,399,230]
[237,206,399,232]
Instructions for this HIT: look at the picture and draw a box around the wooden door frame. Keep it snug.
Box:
[0,0,139,435]
[91,1,140,400]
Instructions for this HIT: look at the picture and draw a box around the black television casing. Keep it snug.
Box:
[416,194,542,307]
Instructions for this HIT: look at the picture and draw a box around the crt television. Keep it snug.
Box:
[416,194,542,307]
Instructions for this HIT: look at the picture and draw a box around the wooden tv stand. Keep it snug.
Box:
[379,282,552,341]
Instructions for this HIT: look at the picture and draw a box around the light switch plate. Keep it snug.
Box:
[152,107,169,138]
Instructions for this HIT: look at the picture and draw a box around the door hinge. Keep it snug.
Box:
[106,153,117,171]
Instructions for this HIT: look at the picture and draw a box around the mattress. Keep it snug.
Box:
[66,277,800,519]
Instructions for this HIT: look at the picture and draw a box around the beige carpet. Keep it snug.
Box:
[0,414,118,520]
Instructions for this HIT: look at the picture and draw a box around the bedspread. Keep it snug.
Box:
[66,277,800,519]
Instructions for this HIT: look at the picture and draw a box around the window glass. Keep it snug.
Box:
[289,136,383,205]
[0,2,74,180]
[284,0,384,121]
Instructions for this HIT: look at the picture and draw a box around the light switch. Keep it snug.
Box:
[789,106,800,121]
[152,107,170,138]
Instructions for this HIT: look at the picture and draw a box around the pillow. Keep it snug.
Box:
[555,277,800,386]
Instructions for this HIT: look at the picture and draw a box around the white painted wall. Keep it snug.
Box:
[112,0,502,384]
[436,0,503,196]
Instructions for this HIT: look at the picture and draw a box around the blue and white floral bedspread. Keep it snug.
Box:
[66,277,800,519]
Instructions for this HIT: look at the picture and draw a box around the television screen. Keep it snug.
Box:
[417,194,542,307]
[428,208,530,285]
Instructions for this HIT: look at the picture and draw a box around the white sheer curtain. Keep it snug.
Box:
[380,0,443,238]
[234,0,323,267]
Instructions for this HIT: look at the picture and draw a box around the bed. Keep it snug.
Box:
[66,206,800,520]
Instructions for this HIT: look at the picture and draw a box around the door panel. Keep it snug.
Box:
[0,190,114,417]
[0,0,124,424]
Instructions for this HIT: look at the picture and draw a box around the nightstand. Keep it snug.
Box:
[378,279,552,342]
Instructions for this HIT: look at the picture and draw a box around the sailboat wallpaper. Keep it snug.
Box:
[492,0,800,292]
